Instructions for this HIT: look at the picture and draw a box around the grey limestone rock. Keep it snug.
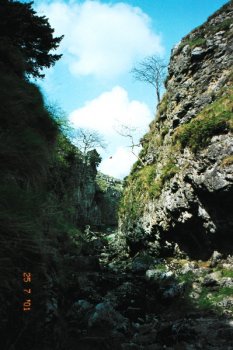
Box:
[88,301,129,332]
[119,1,233,260]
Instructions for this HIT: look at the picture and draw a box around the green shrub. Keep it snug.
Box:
[176,15,233,56]
[153,262,168,272]
[161,126,170,139]
[160,159,178,183]
[149,178,163,199]
[198,286,233,311]
[158,92,169,118]
[187,37,206,48]
[96,177,109,192]
[119,165,156,220]
[148,159,178,198]
[218,268,233,278]
[176,112,231,152]
[0,71,59,185]
[176,37,206,54]
[119,158,178,220]
[177,270,195,284]
[208,18,233,33]
[174,88,233,152]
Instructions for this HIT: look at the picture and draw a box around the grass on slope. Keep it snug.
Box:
[174,87,233,152]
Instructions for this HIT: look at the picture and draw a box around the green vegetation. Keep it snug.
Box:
[177,14,233,55]
[161,126,170,139]
[153,262,168,272]
[148,133,163,151]
[177,270,195,284]
[215,267,233,278]
[176,15,232,55]
[187,37,206,48]
[0,0,63,78]
[157,92,169,119]
[149,178,163,199]
[177,37,206,54]
[96,176,109,192]
[96,173,122,193]
[132,134,150,171]
[119,165,156,220]
[0,3,104,348]
[221,269,233,278]
[119,158,178,221]
[160,158,178,183]
[169,263,233,314]
[174,87,233,152]
[132,127,163,175]
[0,16,67,337]
[149,257,233,315]
[147,158,178,199]
[198,286,233,311]
[0,56,100,343]
[208,18,233,33]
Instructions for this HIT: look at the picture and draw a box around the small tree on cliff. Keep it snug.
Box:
[115,124,145,167]
[73,128,107,156]
[131,56,167,103]
[0,0,63,78]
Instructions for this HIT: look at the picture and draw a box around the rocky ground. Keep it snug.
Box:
[45,231,233,350]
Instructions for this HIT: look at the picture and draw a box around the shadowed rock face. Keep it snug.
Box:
[75,166,122,229]
[119,1,233,259]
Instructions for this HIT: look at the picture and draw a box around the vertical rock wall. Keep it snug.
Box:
[119,1,233,259]
[74,156,122,229]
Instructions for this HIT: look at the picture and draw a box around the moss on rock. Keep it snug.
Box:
[174,87,233,152]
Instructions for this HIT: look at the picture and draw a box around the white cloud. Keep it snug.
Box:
[69,86,151,135]
[69,86,152,178]
[37,0,164,78]
[99,147,137,179]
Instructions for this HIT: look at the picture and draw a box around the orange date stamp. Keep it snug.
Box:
[22,272,32,311]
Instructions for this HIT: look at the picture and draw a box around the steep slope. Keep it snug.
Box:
[52,146,122,230]
[0,22,121,349]
[119,1,233,259]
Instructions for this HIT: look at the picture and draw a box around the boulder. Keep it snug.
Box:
[88,302,129,332]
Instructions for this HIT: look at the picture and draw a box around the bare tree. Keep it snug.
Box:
[115,124,145,167]
[73,128,107,155]
[131,56,167,103]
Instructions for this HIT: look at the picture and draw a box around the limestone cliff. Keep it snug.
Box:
[75,164,122,229]
[119,1,233,259]
[96,172,123,227]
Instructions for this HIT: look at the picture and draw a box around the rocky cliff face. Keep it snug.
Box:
[119,1,233,259]
[96,172,123,227]
[74,156,122,229]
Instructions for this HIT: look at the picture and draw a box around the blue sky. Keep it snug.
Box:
[31,0,228,178]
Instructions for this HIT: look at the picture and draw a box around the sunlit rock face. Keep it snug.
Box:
[119,1,233,259]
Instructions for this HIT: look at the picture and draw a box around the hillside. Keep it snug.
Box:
[119,0,233,260]
[0,2,121,348]
[1,1,233,350]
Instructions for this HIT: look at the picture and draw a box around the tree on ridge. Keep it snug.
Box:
[0,0,64,78]
[131,56,167,103]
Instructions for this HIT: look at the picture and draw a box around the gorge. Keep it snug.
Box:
[0,1,233,349]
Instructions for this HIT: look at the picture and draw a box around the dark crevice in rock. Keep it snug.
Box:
[197,187,233,255]
[157,218,213,260]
